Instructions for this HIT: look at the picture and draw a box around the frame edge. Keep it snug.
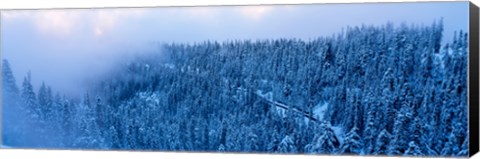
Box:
[469,1,479,157]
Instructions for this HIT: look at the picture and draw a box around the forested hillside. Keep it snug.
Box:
[2,20,469,157]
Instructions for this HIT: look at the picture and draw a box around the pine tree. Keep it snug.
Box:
[218,144,226,152]
[389,109,412,155]
[266,127,280,152]
[245,131,259,152]
[277,135,297,153]
[389,84,414,155]
[380,68,395,132]
[2,59,23,146]
[107,126,120,149]
[37,81,52,120]
[441,133,461,156]
[21,72,38,117]
[404,141,423,156]
[74,93,105,149]
[306,121,339,154]
[60,97,73,147]
[374,129,392,155]
[339,126,362,154]
[362,103,377,155]
[457,138,468,156]
[2,60,19,95]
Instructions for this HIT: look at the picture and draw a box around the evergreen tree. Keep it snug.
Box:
[107,126,120,149]
[306,122,339,154]
[21,71,38,116]
[277,135,297,153]
[404,141,423,156]
[2,59,19,94]
[74,93,106,149]
[441,133,461,156]
[267,127,280,152]
[362,103,377,154]
[218,144,226,152]
[2,59,23,146]
[339,127,362,154]
[457,138,468,156]
[389,84,414,155]
[374,129,392,155]
[37,81,52,119]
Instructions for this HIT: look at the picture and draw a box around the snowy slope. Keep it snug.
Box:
[312,103,344,143]
[332,126,345,143]
[312,102,328,121]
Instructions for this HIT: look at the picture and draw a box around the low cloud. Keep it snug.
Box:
[0,2,468,98]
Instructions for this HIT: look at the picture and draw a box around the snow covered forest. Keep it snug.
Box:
[2,20,469,157]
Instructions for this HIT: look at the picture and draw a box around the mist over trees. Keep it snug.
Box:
[1,20,469,157]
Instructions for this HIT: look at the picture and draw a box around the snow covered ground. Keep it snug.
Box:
[255,90,345,142]
[257,90,330,122]
[311,103,345,143]
[312,102,328,121]
[256,90,273,101]
[332,126,345,143]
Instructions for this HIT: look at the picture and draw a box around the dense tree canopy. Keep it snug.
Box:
[1,20,469,157]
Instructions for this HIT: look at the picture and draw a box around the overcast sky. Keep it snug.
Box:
[0,1,469,97]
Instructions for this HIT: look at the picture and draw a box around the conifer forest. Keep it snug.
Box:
[2,20,469,157]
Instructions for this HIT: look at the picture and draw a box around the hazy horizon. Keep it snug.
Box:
[1,2,469,97]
